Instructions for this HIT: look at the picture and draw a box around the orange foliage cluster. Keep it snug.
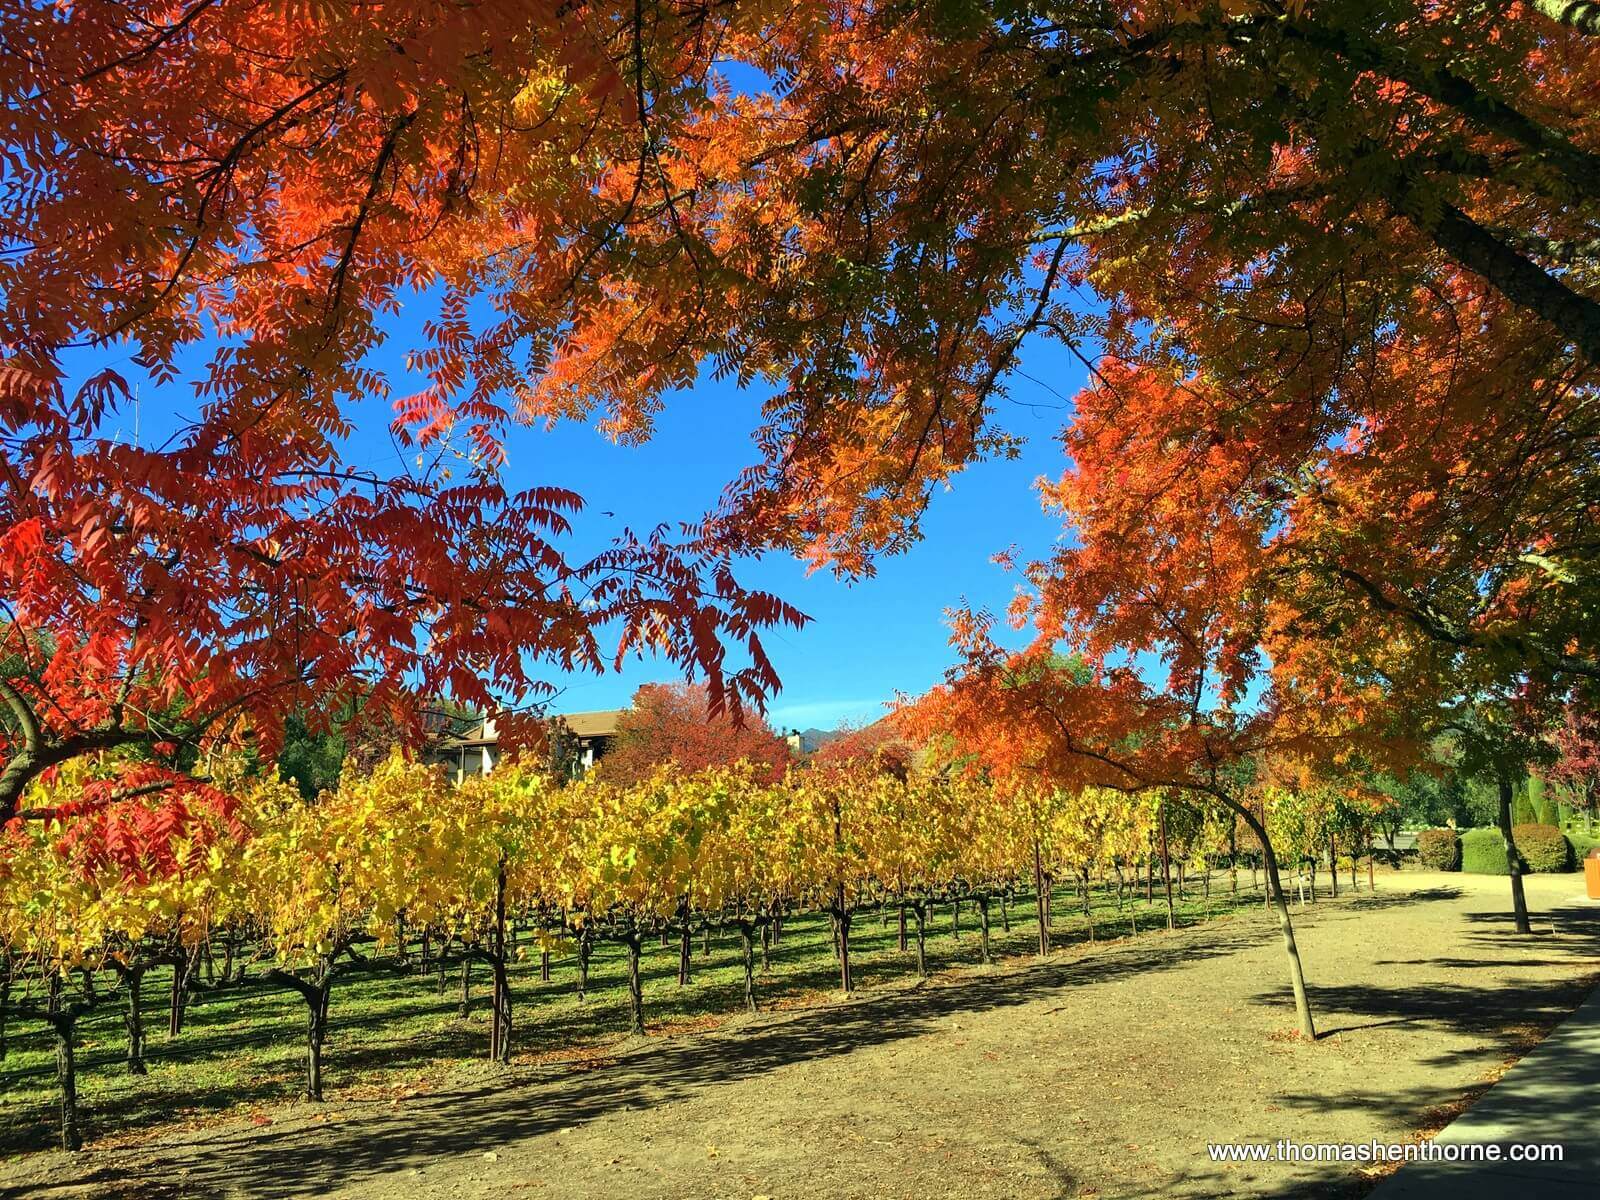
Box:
[4,0,1598,819]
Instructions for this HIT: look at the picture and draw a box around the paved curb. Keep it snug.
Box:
[1368,959,1600,1200]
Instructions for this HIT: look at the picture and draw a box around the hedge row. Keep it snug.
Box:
[1418,824,1599,874]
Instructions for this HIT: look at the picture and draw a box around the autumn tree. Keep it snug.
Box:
[1549,700,1600,832]
[11,3,1600,819]
[0,757,248,1147]
[897,401,1405,1043]
[11,4,1600,1008]
[599,682,792,786]
[0,0,807,820]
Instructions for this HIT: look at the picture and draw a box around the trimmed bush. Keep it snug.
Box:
[1512,792,1538,826]
[1461,827,1518,875]
[1513,823,1572,873]
[1528,776,1556,826]
[1566,831,1600,864]
[1417,828,1461,872]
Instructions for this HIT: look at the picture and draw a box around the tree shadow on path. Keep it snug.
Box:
[2,915,1281,1199]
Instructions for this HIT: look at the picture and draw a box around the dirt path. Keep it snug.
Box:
[4,873,1597,1200]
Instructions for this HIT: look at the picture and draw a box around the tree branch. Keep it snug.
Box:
[1530,0,1600,35]
[1391,177,1600,363]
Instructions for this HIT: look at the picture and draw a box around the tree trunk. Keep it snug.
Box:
[760,921,771,973]
[1497,771,1533,934]
[576,929,591,1002]
[1033,842,1051,955]
[898,898,909,951]
[306,979,329,1100]
[1158,804,1176,931]
[912,902,928,977]
[489,862,512,1064]
[1243,815,1317,1040]
[1390,178,1600,367]
[977,894,993,964]
[122,965,146,1075]
[459,957,472,1018]
[678,916,692,988]
[51,1011,81,1151]
[1080,869,1095,942]
[167,955,189,1037]
[1000,892,1011,933]
[488,955,512,1064]
[269,966,334,1101]
[625,935,645,1035]
[951,898,960,940]
[1328,834,1340,898]
[834,888,854,993]
[739,924,757,1013]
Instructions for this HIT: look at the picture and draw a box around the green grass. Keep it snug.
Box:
[0,871,1284,1154]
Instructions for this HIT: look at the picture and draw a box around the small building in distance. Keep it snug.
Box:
[429,709,625,784]
[783,727,843,757]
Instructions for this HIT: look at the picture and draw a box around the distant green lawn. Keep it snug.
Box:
[0,872,1290,1153]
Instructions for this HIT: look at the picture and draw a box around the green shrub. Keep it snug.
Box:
[1513,823,1572,873]
[1416,828,1461,871]
[1461,827,1518,875]
[1567,831,1600,864]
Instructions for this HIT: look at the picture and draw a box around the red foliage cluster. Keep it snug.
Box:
[809,718,916,780]
[598,683,792,787]
[39,768,248,886]
[1549,701,1600,821]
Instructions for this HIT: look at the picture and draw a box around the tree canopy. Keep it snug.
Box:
[599,681,792,786]
[4,0,1598,820]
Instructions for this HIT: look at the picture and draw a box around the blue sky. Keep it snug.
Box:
[81,308,1087,734]
[468,333,1084,732]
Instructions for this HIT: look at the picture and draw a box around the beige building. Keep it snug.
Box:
[430,710,624,784]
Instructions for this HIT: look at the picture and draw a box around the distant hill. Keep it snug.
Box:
[799,726,846,745]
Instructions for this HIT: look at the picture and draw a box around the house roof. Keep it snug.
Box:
[439,709,624,747]
[558,709,625,739]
